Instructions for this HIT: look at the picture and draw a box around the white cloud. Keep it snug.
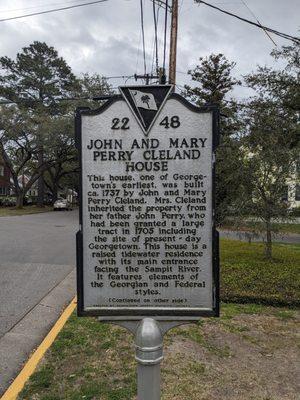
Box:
[0,0,298,99]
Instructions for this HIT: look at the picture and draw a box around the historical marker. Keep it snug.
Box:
[76,85,219,318]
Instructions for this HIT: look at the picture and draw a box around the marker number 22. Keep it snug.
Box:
[111,117,130,130]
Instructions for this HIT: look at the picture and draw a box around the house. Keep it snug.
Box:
[0,156,11,196]
[286,160,300,209]
[17,174,38,200]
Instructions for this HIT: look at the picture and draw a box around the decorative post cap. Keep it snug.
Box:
[135,318,163,365]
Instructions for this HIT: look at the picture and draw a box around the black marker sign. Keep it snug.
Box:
[76,86,219,318]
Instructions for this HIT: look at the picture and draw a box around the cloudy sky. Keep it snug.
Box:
[0,0,299,99]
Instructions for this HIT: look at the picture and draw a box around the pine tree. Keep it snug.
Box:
[183,53,242,224]
[0,41,78,207]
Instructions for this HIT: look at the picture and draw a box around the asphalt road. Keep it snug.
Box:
[0,210,78,339]
[219,229,300,244]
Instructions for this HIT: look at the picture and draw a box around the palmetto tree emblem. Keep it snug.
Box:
[122,85,173,135]
[129,90,158,112]
[141,94,151,108]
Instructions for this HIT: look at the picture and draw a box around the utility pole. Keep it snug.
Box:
[168,0,179,85]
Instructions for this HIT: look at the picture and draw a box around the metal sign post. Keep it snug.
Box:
[76,85,219,399]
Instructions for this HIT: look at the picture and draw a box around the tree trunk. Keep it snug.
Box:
[37,146,44,207]
[16,191,25,209]
[264,218,272,259]
[52,184,58,205]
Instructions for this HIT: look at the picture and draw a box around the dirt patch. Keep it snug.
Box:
[18,305,300,400]
[163,311,300,400]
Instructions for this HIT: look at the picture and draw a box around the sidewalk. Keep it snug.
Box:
[0,268,76,396]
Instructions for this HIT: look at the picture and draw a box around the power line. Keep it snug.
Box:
[0,0,108,23]
[163,0,168,74]
[0,94,119,106]
[152,1,159,75]
[156,5,165,67]
[240,0,277,46]
[150,24,156,76]
[152,0,171,11]
[105,75,133,79]
[135,26,142,76]
[140,0,147,76]
[0,0,95,14]
[150,5,160,76]
[197,0,300,44]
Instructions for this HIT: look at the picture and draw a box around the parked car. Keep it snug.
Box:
[53,198,72,211]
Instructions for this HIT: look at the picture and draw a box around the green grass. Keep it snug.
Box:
[17,239,300,399]
[19,315,136,400]
[220,302,298,320]
[18,301,300,400]
[220,239,300,306]
[0,205,52,217]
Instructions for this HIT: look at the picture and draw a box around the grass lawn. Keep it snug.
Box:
[221,240,300,306]
[0,205,52,217]
[17,239,300,400]
[221,220,300,235]
[18,303,299,400]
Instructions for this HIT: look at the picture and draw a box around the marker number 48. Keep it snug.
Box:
[159,116,180,129]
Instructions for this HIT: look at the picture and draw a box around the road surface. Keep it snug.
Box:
[0,210,78,395]
[219,229,300,244]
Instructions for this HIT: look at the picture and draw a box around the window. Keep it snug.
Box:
[296,160,300,176]
[281,185,289,201]
[296,185,300,201]
[0,166,4,176]
[0,187,6,195]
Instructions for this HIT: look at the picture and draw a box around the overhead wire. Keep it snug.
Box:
[197,0,300,44]
[240,0,277,46]
[135,27,142,76]
[140,0,147,76]
[150,27,156,76]
[0,94,119,106]
[152,0,171,11]
[0,0,98,14]
[0,0,108,23]
[163,0,168,75]
[152,0,159,75]
[105,75,133,79]
[178,0,184,14]
[155,2,165,73]
[149,2,158,77]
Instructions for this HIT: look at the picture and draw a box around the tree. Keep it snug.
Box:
[43,73,114,203]
[237,42,300,258]
[0,41,78,111]
[42,116,77,203]
[246,42,300,114]
[0,41,79,206]
[238,100,298,258]
[183,53,243,224]
[77,73,114,104]
[184,53,240,107]
[0,106,55,207]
